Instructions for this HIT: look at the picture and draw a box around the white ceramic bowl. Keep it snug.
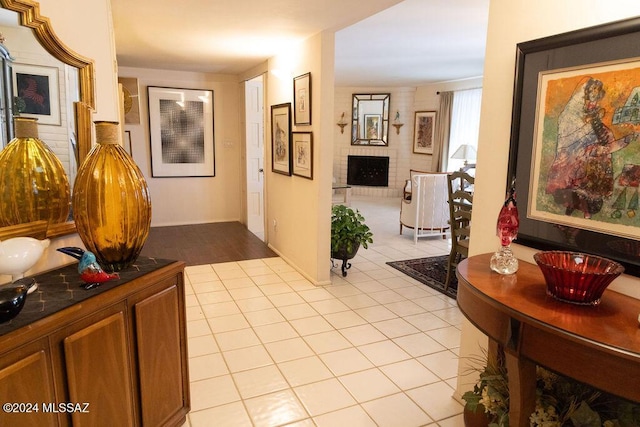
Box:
[0,237,50,285]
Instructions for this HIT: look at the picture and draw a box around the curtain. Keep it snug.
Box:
[432,91,453,172]
[446,88,482,172]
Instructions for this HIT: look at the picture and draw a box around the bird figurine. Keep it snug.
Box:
[57,247,119,290]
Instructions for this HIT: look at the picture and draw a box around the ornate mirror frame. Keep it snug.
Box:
[0,0,95,240]
[351,93,390,146]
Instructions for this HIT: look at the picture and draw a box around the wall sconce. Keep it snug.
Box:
[337,112,348,134]
[392,111,404,134]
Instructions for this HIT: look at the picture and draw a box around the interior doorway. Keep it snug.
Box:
[244,75,265,240]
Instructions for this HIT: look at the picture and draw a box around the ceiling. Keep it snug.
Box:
[110,0,489,87]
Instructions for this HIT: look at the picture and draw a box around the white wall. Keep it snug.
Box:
[117,67,243,227]
[266,32,334,285]
[457,0,640,400]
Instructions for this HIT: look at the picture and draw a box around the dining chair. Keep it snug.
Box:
[445,170,474,290]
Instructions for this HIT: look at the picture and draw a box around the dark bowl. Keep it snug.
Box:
[0,284,29,323]
[533,251,624,306]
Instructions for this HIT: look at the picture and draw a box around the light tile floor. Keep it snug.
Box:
[181,196,465,427]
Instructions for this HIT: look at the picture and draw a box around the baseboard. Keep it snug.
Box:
[266,244,332,287]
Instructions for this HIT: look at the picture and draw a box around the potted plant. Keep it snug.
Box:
[331,204,373,276]
[461,353,509,427]
[462,350,640,427]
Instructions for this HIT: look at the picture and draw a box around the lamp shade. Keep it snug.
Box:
[450,144,477,160]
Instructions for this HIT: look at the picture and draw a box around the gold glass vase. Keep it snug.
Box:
[73,121,151,271]
[0,117,71,227]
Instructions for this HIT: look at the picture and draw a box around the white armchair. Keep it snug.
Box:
[400,173,450,243]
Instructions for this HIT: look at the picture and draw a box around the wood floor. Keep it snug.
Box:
[139,222,277,266]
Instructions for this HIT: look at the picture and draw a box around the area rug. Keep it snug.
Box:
[386,255,458,299]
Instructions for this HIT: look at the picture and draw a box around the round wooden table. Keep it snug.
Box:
[456,253,640,426]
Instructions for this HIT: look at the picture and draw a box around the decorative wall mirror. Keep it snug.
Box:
[0,0,95,240]
[351,93,390,146]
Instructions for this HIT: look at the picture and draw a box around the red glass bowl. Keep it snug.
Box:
[533,251,624,306]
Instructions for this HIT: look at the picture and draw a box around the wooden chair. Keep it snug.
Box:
[445,170,474,290]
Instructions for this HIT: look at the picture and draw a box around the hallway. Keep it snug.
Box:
[177,196,464,426]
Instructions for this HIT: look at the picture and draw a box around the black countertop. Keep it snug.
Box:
[0,256,177,336]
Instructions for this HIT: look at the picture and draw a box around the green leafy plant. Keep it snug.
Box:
[461,352,510,427]
[330,204,373,255]
[462,350,640,427]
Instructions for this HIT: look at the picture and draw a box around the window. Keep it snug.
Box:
[446,88,482,172]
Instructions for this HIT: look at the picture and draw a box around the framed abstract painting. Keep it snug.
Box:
[12,63,60,125]
[147,86,215,177]
[507,17,640,276]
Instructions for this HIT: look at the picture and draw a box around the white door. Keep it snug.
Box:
[245,76,265,240]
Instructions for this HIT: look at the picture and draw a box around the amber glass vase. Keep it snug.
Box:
[73,121,151,272]
[0,117,70,227]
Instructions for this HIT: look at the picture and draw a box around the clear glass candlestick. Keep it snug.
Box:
[490,245,519,274]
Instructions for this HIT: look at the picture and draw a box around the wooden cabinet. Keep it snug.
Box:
[0,259,189,427]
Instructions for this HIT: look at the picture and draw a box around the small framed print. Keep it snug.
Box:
[12,63,61,125]
[413,111,436,154]
[119,77,141,124]
[124,130,133,156]
[293,72,311,125]
[292,132,313,180]
[271,103,292,175]
[364,114,381,140]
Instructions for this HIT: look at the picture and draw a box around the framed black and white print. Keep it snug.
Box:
[12,64,60,125]
[292,132,313,179]
[293,72,311,125]
[271,103,292,175]
[147,86,215,177]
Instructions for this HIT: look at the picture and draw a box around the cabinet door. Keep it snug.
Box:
[135,285,186,426]
[63,312,135,427]
[0,341,58,427]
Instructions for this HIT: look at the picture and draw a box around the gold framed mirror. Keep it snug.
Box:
[0,0,94,240]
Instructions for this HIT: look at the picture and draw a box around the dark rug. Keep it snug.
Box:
[386,255,458,299]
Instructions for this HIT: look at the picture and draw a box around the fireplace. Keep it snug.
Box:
[347,155,389,187]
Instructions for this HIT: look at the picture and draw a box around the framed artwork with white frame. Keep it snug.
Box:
[12,63,61,125]
[147,86,215,177]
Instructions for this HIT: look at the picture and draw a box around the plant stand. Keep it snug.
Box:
[331,257,352,277]
[331,243,360,277]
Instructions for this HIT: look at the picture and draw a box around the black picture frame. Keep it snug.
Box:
[293,72,311,125]
[507,17,640,277]
[292,131,313,179]
[271,103,292,176]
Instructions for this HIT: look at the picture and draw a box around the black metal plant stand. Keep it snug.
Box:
[330,243,360,277]
[331,257,352,277]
